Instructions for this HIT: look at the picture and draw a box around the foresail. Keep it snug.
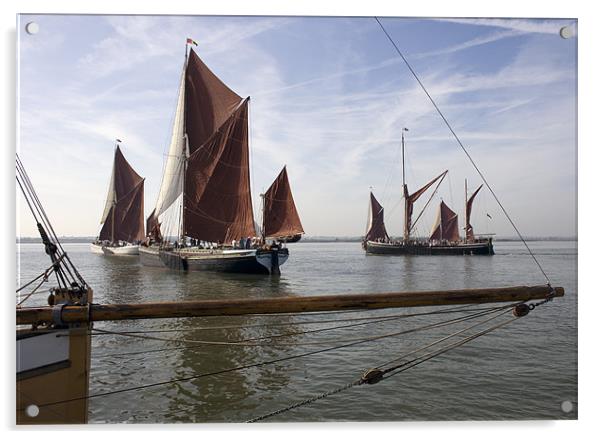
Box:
[153,62,187,220]
[100,161,116,224]
[365,192,388,241]
[430,201,460,242]
[263,166,304,239]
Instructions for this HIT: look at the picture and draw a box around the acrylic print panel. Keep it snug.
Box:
[16,14,577,423]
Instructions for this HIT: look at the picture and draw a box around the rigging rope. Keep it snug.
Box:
[374,17,552,285]
[36,303,513,410]
[91,304,512,348]
[246,306,519,422]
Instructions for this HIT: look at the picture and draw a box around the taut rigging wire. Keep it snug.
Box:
[374,17,552,285]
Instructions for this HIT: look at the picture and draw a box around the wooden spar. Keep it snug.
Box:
[17,285,563,325]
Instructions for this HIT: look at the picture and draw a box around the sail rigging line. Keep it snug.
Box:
[374,17,551,285]
[16,155,87,289]
[246,307,520,422]
[17,156,87,288]
[37,302,520,410]
[376,307,511,369]
[409,170,447,234]
[91,303,505,336]
[90,304,510,348]
[16,272,50,307]
[16,254,65,305]
[382,315,517,381]
[91,304,512,359]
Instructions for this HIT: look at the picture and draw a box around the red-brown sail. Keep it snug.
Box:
[465,184,483,242]
[430,201,460,242]
[99,146,145,242]
[365,192,389,242]
[403,170,447,240]
[185,49,243,155]
[183,99,255,243]
[263,166,304,239]
[146,208,162,241]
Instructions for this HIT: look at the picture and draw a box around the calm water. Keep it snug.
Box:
[17,241,577,423]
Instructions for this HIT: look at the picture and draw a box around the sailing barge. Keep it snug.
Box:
[90,142,145,256]
[140,45,303,275]
[364,129,494,256]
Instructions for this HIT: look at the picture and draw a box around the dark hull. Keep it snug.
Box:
[365,240,494,255]
[139,246,289,274]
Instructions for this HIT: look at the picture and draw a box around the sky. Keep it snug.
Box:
[16,14,577,238]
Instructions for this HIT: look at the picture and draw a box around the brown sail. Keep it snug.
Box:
[430,201,460,242]
[184,99,255,243]
[185,49,243,155]
[99,146,145,242]
[365,192,389,242]
[146,208,162,241]
[403,170,447,239]
[465,184,483,242]
[263,166,304,239]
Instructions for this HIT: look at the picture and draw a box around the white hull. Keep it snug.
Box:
[91,243,139,256]
[90,243,104,254]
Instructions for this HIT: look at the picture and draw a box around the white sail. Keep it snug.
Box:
[154,61,187,221]
[100,160,116,224]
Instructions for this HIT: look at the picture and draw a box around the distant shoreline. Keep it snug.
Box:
[16,236,578,244]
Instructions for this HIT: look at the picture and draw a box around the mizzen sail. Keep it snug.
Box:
[365,192,389,242]
[99,146,145,242]
[263,166,304,239]
[429,201,460,242]
[465,184,483,242]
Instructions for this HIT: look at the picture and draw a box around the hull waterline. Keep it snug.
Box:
[140,246,288,274]
[365,240,494,255]
[91,243,140,256]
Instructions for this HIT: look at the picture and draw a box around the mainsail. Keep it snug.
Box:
[365,192,389,242]
[99,146,145,242]
[429,201,460,242]
[263,166,304,239]
[150,48,255,244]
[465,184,483,242]
[403,170,447,240]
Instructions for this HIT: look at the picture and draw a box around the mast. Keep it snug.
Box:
[465,179,468,243]
[112,140,118,243]
[181,41,189,244]
[260,192,266,243]
[402,128,409,241]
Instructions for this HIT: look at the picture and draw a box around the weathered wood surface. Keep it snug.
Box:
[16,285,563,325]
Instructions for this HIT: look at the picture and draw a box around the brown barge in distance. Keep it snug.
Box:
[363,128,494,256]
